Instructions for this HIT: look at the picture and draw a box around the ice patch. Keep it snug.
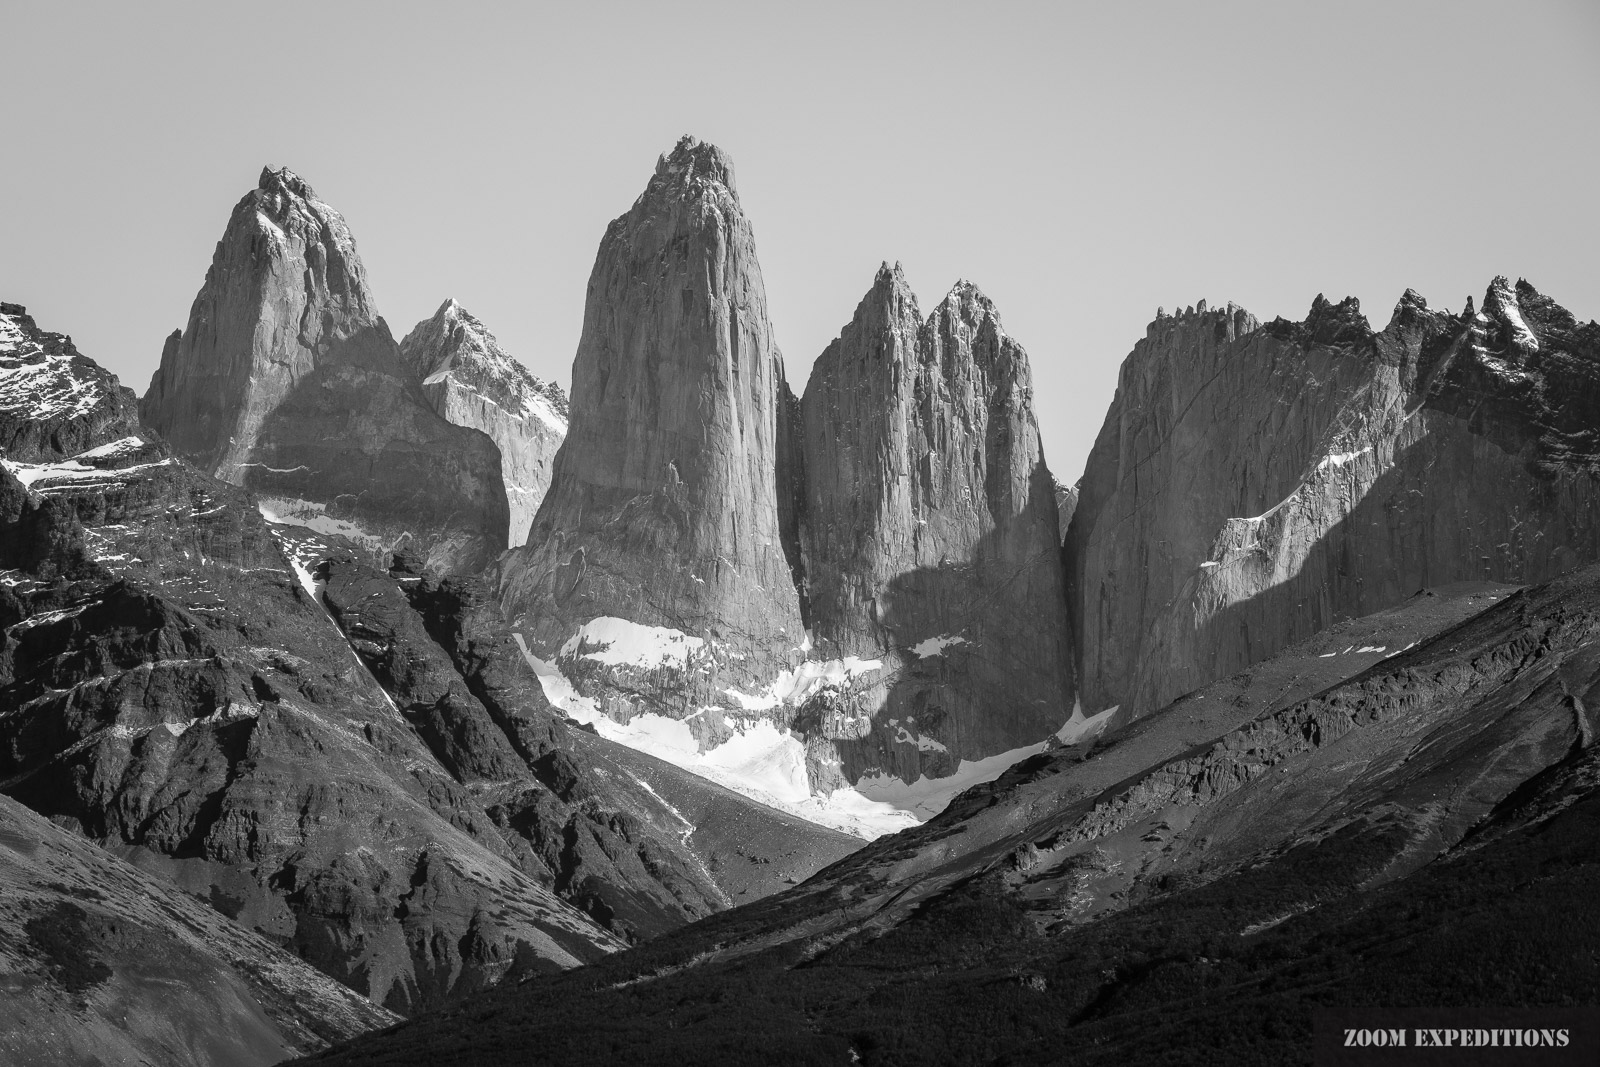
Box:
[853,739,1056,823]
[513,633,601,718]
[559,617,706,671]
[909,634,967,658]
[258,497,386,551]
[73,436,144,460]
[2,458,97,487]
[1056,700,1117,744]
[1316,447,1370,471]
[894,726,948,753]
[723,656,883,712]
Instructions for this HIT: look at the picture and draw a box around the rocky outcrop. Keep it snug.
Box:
[140,167,507,574]
[497,136,807,731]
[1068,280,1600,719]
[0,303,142,462]
[0,792,397,1065]
[797,265,1073,782]
[400,299,568,547]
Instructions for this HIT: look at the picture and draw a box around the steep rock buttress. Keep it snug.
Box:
[140,166,508,574]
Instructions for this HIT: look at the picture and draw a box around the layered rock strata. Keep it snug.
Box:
[1068,280,1600,718]
[400,299,568,547]
[140,167,507,574]
[798,265,1073,782]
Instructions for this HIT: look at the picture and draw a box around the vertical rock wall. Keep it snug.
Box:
[400,299,568,547]
[1068,280,1600,719]
[140,167,507,574]
[799,265,1073,781]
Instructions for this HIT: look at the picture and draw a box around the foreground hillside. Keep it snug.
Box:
[301,567,1600,1064]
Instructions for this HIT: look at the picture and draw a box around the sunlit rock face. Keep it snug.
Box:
[1068,280,1600,720]
[494,142,1078,830]
[798,264,1074,783]
[496,136,809,732]
[140,166,507,575]
[400,299,568,548]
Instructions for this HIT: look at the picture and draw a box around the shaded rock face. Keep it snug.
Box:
[798,265,1073,782]
[0,792,397,1065]
[498,136,806,713]
[1068,280,1600,719]
[140,167,507,575]
[400,299,568,547]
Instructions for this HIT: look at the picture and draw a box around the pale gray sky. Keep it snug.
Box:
[3,1,1596,484]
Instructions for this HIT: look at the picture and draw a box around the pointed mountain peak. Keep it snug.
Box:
[258,165,315,200]
[649,135,739,201]
[934,280,1003,334]
[1481,275,1540,354]
[867,261,916,303]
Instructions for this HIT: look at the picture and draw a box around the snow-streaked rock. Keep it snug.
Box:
[1069,280,1600,719]
[400,299,568,546]
[0,303,143,462]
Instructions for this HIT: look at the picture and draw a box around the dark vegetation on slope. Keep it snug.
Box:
[302,750,1600,1066]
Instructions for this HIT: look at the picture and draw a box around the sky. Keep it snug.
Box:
[3,1,1597,484]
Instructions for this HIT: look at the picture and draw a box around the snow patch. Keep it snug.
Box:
[723,656,883,712]
[1056,700,1117,744]
[1316,447,1370,471]
[73,436,145,460]
[559,617,706,671]
[513,633,601,718]
[853,739,1056,823]
[909,634,967,658]
[258,497,386,551]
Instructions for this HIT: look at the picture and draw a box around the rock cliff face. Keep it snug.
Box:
[1068,280,1600,719]
[0,303,142,462]
[492,141,1077,828]
[400,299,568,547]
[497,136,807,729]
[140,167,507,574]
[798,265,1073,782]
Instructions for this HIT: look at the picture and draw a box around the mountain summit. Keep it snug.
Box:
[140,165,508,573]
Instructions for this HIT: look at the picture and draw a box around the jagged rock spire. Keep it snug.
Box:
[140,165,508,573]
